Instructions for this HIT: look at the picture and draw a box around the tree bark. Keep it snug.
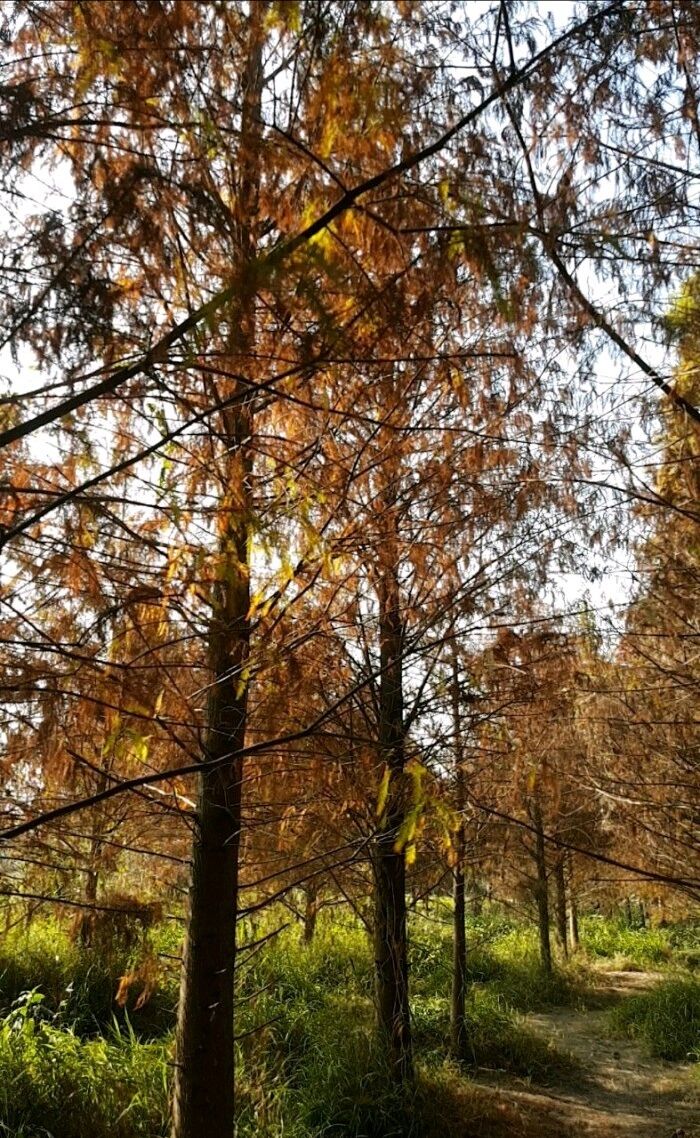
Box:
[450,652,469,1062]
[531,800,552,975]
[553,856,568,957]
[171,12,264,1137]
[372,542,412,1083]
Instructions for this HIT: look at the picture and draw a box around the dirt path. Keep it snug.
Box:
[473,972,699,1138]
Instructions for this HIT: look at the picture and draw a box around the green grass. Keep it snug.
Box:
[609,976,700,1060]
[409,909,582,1013]
[486,925,583,1010]
[0,993,169,1138]
[579,914,673,969]
[411,988,572,1080]
[0,917,179,1038]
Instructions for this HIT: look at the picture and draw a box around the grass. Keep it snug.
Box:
[609,975,700,1060]
[578,914,673,970]
[1,906,696,1137]
[0,993,169,1138]
[0,917,178,1038]
[410,909,583,1013]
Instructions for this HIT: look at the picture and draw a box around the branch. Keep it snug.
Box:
[0,0,623,451]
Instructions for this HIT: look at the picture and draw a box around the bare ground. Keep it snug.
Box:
[470,971,699,1138]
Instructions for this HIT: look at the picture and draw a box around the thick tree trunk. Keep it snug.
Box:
[553,857,568,957]
[171,13,263,1137]
[531,802,552,975]
[373,551,412,1083]
[172,753,243,1137]
[171,441,251,1137]
[450,653,469,1062]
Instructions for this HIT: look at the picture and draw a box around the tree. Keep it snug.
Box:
[3,5,700,1135]
[578,277,700,904]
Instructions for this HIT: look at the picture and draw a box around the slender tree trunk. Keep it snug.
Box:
[84,867,99,906]
[80,764,108,943]
[373,545,412,1083]
[471,883,483,918]
[531,801,552,975]
[553,856,568,957]
[568,893,580,951]
[567,853,579,951]
[450,652,469,1062]
[171,14,264,1137]
[303,883,319,944]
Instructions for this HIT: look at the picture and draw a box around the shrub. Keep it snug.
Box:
[667,919,700,950]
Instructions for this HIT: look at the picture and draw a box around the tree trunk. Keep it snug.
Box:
[568,893,580,951]
[450,652,469,1062]
[567,853,579,951]
[531,801,552,975]
[171,422,252,1137]
[451,831,468,1060]
[171,13,263,1137]
[553,856,568,957]
[373,547,412,1083]
[303,883,319,944]
[471,884,483,918]
[172,752,244,1137]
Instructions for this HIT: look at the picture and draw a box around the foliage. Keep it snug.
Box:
[2,1,700,1132]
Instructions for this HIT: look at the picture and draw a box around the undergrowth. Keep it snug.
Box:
[0,917,178,1037]
[0,907,695,1137]
[0,992,169,1138]
[579,914,673,970]
[609,975,700,1060]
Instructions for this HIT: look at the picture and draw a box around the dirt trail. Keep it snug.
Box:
[474,971,699,1138]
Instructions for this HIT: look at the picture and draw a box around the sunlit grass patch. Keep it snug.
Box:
[609,976,700,1060]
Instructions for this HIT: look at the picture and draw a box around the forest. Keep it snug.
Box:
[0,2,698,1136]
